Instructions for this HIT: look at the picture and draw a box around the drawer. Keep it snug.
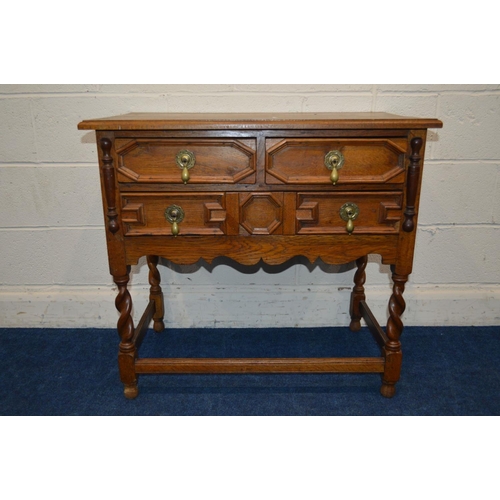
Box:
[115,138,256,184]
[120,192,227,236]
[266,138,407,185]
[120,191,403,237]
[296,192,403,234]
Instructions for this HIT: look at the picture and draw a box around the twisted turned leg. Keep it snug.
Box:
[381,268,408,398]
[349,256,367,332]
[114,267,138,399]
[147,255,165,333]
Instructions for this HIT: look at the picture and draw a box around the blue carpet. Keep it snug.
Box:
[1,326,499,415]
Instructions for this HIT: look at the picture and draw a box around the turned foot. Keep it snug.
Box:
[153,319,165,333]
[349,319,362,332]
[124,383,139,399]
[380,382,396,398]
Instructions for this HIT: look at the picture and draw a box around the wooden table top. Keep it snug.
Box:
[78,112,443,131]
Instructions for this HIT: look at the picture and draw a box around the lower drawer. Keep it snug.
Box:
[119,191,403,237]
[120,192,227,236]
[296,192,403,235]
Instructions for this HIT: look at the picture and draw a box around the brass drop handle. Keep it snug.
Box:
[324,150,345,185]
[175,150,196,184]
[165,204,185,236]
[339,202,359,235]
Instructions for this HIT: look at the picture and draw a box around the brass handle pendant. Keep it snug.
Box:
[324,150,345,185]
[165,204,185,236]
[175,150,196,184]
[339,202,359,235]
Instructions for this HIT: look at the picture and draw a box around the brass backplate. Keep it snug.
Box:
[175,150,196,170]
[339,202,359,221]
[324,150,345,171]
[165,204,185,224]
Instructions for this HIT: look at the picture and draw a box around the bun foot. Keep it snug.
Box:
[380,383,396,398]
[124,383,139,399]
[153,320,165,333]
[349,320,361,332]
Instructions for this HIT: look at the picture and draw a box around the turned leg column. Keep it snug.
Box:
[349,256,367,332]
[114,267,138,399]
[381,268,408,398]
[147,255,165,333]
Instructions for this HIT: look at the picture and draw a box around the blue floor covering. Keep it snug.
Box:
[1,326,499,415]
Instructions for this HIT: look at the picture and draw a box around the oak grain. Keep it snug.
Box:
[81,112,442,399]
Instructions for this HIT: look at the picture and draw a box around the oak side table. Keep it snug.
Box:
[78,112,442,399]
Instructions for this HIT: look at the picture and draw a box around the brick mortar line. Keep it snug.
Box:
[425,160,500,164]
[418,224,500,229]
[1,88,499,96]
[0,163,97,168]
[0,226,104,231]
[376,90,500,96]
[6,89,500,99]
[0,92,376,99]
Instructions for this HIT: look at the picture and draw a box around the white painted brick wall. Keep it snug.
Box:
[1,84,499,327]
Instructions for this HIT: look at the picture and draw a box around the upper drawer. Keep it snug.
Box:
[266,138,407,185]
[115,138,257,184]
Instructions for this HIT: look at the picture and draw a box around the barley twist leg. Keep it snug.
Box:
[349,256,368,332]
[381,270,408,398]
[114,268,138,399]
[147,255,165,332]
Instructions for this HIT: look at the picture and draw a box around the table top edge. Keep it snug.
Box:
[78,112,443,131]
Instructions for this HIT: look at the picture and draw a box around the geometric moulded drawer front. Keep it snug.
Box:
[115,138,256,184]
[296,192,403,234]
[238,192,284,235]
[120,192,227,236]
[266,138,407,185]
